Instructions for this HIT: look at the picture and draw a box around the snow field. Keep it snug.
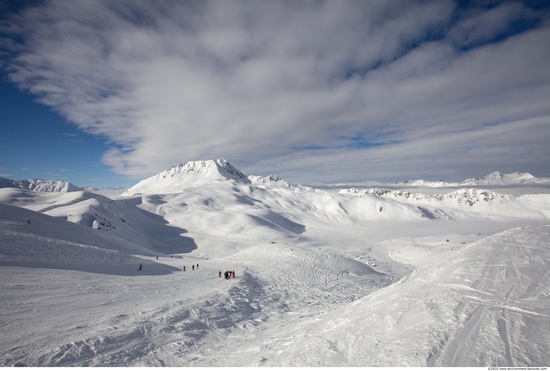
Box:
[1,169,550,366]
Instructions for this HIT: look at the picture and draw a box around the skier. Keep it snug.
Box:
[139,263,142,271]
[196,263,199,269]
[232,271,235,279]
[192,264,195,271]
[183,266,186,271]
[219,271,222,278]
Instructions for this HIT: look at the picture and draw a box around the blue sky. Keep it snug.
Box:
[0,77,128,187]
[1,0,550,188]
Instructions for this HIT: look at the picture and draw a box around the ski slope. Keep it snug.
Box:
[1,165,549,366]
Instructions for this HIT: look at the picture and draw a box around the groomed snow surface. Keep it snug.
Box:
[1,163,549,367]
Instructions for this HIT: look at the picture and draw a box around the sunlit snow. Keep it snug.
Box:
[1,160,549,366]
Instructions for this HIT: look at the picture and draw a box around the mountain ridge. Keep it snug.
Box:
[461,171,541,185]
[1,165,545,195]
[0,177,82,192]
[394,171,542,188]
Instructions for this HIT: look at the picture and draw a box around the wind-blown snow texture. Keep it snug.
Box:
[1,160,549,367]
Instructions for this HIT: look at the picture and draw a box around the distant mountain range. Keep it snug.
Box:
[0,177,82,192]
[461,171,542,185]
[122,162,546,195]
[394,171,542,187]
[0,161,545,194]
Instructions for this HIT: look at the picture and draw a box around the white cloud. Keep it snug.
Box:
[4,0,550,182]
[448,2,537,47]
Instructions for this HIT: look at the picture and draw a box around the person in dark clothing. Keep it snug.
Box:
[139,263,142,271]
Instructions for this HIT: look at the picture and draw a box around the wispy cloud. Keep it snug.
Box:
[3,0,550,182]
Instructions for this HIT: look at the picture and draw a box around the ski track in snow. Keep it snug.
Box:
[4,227,547,367]
[429,226,550,367]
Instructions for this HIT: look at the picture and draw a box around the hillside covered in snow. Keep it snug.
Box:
[1,160,549,367]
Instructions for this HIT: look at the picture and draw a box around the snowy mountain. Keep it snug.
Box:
[340,187,517,207]
[393,171,542,188]
[122,158,248,196]
[0,177,82,192]
[394,179,459,187]
[461,171,541,185]
[248,174,314,192]
[339,187,550,220]
[0,177,16,188]
[248,174,290,188]
[1,162,550,366]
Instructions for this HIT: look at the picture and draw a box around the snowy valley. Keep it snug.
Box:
[1,159,549,366]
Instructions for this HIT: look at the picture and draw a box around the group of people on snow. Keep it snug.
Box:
[139,260,237,280]
[220,270,236,279]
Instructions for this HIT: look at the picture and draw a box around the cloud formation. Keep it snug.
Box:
[4,0,550,183]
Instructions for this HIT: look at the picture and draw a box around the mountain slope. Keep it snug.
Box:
[192,225,550,367]
[0,187,197,256]
[0,202,152,267]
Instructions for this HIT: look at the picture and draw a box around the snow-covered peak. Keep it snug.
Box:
[22,179,82,192]
[248,175,314,192]
[395,179,458,187]
[170,159,247,180]
[461,171,541,186]
[123,159,249,196]
[248,175,290,188]
[0,177,82,192]
[0,177,16,188]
